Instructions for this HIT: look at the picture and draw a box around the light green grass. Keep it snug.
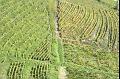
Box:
[64,44,119,79]
[62,0,117,10]
[0,0,59,79]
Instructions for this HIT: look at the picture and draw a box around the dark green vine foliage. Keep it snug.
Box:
[97,0,101,2]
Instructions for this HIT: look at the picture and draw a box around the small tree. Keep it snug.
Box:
[117,0,119,10]
[114,0,119,10]
[97,0,101,2]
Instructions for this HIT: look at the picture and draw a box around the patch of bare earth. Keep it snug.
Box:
[59,66,67,79]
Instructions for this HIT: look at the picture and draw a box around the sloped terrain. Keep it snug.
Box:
[64,44,119,79]
[63,0,118,10]
[57,0,119,79]
[58,1,119,51]
[0,0,119,79]
[0,0,59,79]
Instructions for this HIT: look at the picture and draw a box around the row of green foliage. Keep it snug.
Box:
[0,0,61,79]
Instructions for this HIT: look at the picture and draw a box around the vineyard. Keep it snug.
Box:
[0,0,59,79]
[57,0,119,79]
[0,0,119,79]
[58,1,119,51]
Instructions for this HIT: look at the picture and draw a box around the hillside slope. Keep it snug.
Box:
[0,0,119,79]
[57,0,119,79]
[0,0,59,79]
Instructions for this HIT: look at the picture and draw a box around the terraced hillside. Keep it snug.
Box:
[0,0,119,79]
[58,1,119,51]
[57,0,119,79]
[0,0,59,79]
